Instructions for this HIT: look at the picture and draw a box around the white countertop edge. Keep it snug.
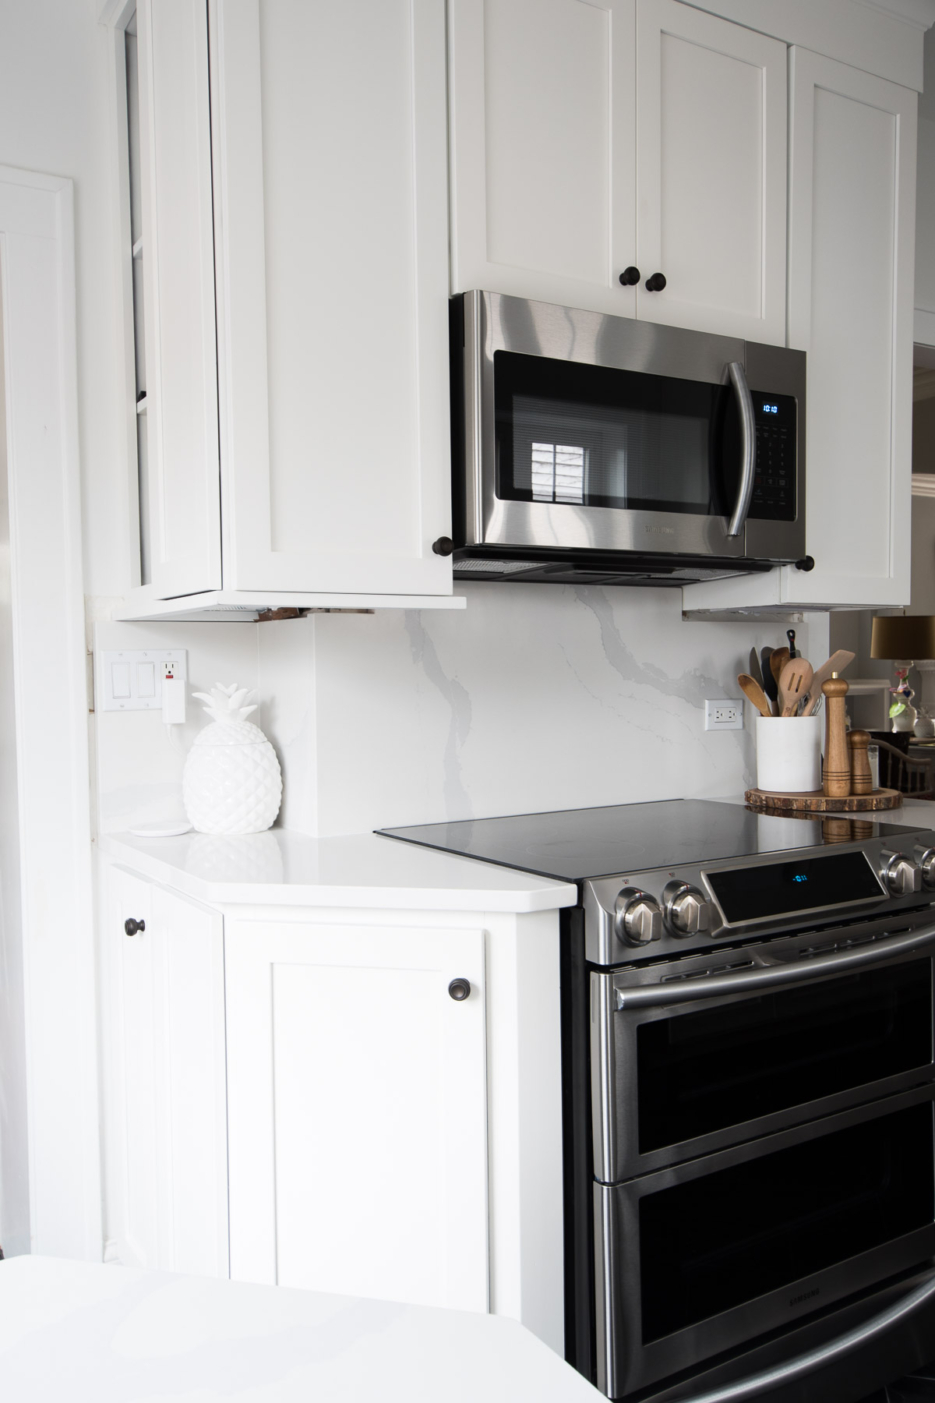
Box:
[98,832,579,914]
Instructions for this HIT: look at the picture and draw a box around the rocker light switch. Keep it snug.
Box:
[99,650,188,711]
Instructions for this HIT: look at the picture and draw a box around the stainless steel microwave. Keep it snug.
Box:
[446,291,808,587]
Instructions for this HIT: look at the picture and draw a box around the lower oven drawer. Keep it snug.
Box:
[595,1085,935,1399]
[592,941,935,1182]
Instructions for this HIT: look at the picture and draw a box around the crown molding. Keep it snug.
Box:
[850,0,935,30]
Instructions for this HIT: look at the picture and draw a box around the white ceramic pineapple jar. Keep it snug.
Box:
[183,684,282,835]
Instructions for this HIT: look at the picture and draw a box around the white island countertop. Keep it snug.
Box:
[0,1256,601,1401]
[100,828,578,914]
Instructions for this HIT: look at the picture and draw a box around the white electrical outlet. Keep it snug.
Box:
[98,650,188,711]
[705,699,743,731]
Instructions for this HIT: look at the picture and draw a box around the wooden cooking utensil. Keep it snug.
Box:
[848,730,873,795]
[800,650,857,717]
[737,673,773,719]
[822,675,851,798]
[778,658,813,716]
[769,647,790,693]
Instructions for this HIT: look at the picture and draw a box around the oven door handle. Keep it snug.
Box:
[727,360,756,539]
[679,1269,935,1402]
[614,920,935,1009]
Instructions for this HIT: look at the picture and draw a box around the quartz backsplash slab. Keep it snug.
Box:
[93,587,823,839]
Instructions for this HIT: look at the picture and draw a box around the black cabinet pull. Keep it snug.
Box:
[124,918,145,936]
[448,977,471,1001]
[795,556,815,572]
[645,272,667,292]
[432,536,454,557]
[618,266,641,287]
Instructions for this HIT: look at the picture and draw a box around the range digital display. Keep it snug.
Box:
[707,850,884,923]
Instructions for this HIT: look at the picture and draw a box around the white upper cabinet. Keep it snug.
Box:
[449,0,638,316]
[448,0,787,342]
[114,0,456,611]
[633,0,787,341]
[130,0,221,598]
[684,46,917,612]
[209,0,453,597]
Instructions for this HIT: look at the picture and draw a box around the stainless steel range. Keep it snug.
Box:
[381,799,935,1403]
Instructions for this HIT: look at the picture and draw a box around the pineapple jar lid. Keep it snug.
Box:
[190,684,271,745]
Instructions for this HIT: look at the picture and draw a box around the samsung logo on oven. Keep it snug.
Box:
[643,526,675,536]
[789,1288,820,1308]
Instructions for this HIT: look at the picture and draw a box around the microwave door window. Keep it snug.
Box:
[495,351,736,517]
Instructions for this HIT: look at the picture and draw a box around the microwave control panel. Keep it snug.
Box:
[748,391,797,522]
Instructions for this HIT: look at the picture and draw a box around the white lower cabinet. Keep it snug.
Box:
[107,867,228,1276]
[224,919,489,1312]
[105,865,491,1314]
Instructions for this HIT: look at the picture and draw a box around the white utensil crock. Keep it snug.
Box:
[755,715,822,793]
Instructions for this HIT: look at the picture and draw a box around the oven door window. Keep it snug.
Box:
[639,1100,935,1343]
[494,350,738,517]
[637,959,933,1153]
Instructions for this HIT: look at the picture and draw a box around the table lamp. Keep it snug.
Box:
[870,614,935,736]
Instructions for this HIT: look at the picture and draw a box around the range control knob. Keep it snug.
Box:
[882,852,922,896]
[663,881,713,937]
[917,846,935,889]
[614,887,663,947]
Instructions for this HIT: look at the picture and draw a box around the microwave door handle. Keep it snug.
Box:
[614,919,935,1009]
[727,360,756,538]
[678,1269,935,1403]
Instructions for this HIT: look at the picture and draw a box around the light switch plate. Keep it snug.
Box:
[98,650,188,711]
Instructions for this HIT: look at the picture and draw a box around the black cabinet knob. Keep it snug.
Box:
[124,918,145,936]
[618,266,641,287]
[795,556,815,572]
[432,536,454,557]
[448,977,471,1002]
[645,272,667,292]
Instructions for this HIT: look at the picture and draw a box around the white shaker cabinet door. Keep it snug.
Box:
[208,0,453,597]
[633,0,787,342]
[225,920,488,1313]
[134,0,221,599]
[449,0,638,317]
[782,49,915,608]
[107,867,228,1277]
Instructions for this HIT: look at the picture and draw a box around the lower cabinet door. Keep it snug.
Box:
[225,920,489,1312]
[109,867,228,1276]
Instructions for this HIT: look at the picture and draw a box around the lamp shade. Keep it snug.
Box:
[870,615,935,660]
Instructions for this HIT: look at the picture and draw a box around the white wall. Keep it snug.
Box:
[0,274,27,1258]
[0,0,129,601]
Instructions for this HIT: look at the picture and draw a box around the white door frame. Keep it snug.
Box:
[0,165,99,1258]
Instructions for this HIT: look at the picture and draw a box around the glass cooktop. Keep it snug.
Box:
[378,799,925,882]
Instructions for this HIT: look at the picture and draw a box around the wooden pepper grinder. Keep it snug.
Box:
[847,730,873,796]
[822,674,851,798]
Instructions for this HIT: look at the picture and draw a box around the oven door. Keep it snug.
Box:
[460,289,805,565]
[595,1085,935,1399]
[591,921,935,1183]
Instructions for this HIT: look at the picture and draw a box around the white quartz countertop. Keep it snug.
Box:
[0,1256,600,1402]
[100,828,578,913]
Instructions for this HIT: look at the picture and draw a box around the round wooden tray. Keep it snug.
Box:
[744,787,902,813]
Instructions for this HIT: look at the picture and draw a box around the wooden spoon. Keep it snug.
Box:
[778,657,814,716]
[738,673,774,719]
[800,650,856,716]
